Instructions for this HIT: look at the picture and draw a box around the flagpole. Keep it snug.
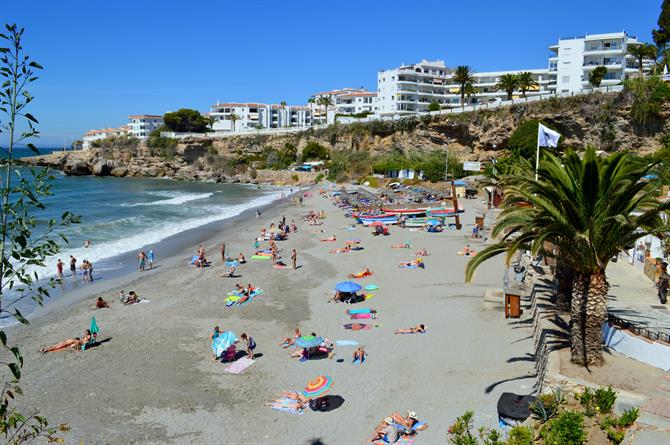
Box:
[535,137,540,181]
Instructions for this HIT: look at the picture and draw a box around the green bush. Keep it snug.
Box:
[594,386,617,414]
[506,426,533,445]
[163,108,209,133]
[314,173,324,183]
[617,407,639,428]
[428,101,441,112]
[301,141,329,160]
[625,76,670,126]
[576,387,596,417]
[541,411,587,445]
[606,428,626,444]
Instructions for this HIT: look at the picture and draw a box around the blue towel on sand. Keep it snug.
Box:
[335,340,359,346]
[348,308,373,315]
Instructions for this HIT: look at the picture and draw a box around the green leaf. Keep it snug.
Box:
[13,309,29,325]
[24,112,39,123]
[28,60,43,69]
[8,362,21,380]
[26,142,39,155]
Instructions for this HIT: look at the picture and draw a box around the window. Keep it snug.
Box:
[562,76,570,83]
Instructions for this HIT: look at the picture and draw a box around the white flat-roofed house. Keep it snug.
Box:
[128,115,163,139]
[547,32,641,93]
[82,125,129,149]
[208,102,313,133]
[334,91,378,115]
[310,88,370,123]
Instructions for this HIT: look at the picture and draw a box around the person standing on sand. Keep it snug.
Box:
[220,243,226,262]
[56,259,64,279]
[210,326,221,361]
[138,251,146,272]
[240,333,256,359]
[291,249,297,270]
[70,255,77,280]
[147,250,155,270]
[88,260,94,282]
[256,209,262,219]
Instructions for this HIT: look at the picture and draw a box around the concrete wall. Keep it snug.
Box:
[255,169,322,184]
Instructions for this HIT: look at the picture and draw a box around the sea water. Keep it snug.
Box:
[2,148,287,325]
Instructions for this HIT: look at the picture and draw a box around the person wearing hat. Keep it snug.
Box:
[368,417,398,444]
[392,410,429,435]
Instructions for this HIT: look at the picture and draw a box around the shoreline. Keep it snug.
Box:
[5,186,302,330]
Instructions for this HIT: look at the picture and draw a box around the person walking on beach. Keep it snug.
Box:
[87,260,94,282]
[291,249,297,270]
[69,255,77,280]
[147,250,155,270]
[256,209,262,219]
[56,259,64,280]
[220,243,226,262]
[210,326,221,362]
[80,260,89,283]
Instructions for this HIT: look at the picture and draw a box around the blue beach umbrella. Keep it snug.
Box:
[335,281,362,293]
[295,335,323,348]
[89,317,99,336]
[212,330,238,357]
[427,219,441,226]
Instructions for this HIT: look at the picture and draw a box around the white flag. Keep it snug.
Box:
[537,123,561,148]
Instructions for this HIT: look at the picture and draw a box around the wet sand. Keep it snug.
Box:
[12,186,536,444]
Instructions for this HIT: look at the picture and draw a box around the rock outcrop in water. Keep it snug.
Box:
[21,91,669,182]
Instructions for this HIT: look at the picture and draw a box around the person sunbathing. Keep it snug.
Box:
[289,348,306,358]
[415,248,430,256]
[348,268,372,278]
[329,245,351,254]
[399,259,425,269]
[280,328,301,347]
[40,330,91,353]
[368,418,399,444]
[457,244,477,256]
[394,324,427,334]
[123,291,139,305]
[93,296,109,309]
[391,242,411,249]
[329,290,343,303]
[222,266,236,278]
[235,283,247,296]
[320,235,336,242]
[392,410,429,434]
[238,253,246,263]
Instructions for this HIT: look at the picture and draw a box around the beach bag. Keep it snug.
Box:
[308,397,329,412]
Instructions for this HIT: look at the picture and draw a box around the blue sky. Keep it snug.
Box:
[1,0,662,146]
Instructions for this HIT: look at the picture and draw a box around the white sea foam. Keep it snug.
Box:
[123,191,214,207]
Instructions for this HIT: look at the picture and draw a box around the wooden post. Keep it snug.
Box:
[450,180,462,230]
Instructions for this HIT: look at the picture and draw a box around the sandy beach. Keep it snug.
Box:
[12,186,536,444]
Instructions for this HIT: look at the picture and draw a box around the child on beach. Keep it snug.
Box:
[93,297,109,309]
[352,347,367,364]
[210,326,221,361]
[240,333,256,359]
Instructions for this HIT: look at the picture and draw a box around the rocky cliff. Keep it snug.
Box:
[21,90,669,182]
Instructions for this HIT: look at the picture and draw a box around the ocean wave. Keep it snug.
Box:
[123,191,214,207]
[46,190,284,272]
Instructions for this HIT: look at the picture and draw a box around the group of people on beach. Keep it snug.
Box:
[59,256,94,283]
[137,250,155,272]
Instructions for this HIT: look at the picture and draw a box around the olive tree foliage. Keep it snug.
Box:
[0,24,75,443]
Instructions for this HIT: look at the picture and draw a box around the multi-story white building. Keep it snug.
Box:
[377,60,552,114]
[128,115,163,138]
[209,102,313,133]
[82,125,129,149]
[334,91,378,115]
[548,32,641,93]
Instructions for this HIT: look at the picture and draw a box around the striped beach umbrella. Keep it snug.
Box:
[303,375,334,398]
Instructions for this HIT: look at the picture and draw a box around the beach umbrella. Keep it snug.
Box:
[89,317,99,337]
[427,219,441,226]
[303,375,334,398]
[212,330,238,357]
[295,335,323,348]
[335,281,362,293]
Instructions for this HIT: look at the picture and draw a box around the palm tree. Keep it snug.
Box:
[589,66,608,89]
[496,74,519,101]
[465,148,670,366]
[463,82,477,105]
[229,113,240,133]
[517,72,538,98]
[280,101,287,108]
[317,95,334,124]
[308,97,316,126]
[452,65,475,108]
[627,43,658,77]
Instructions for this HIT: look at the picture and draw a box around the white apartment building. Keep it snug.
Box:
[82,125,129,149]
[377,60,551,114]
[209,102,312,133]
[334,91,378,115]
[128,115,163,138]
[548,32,641,93]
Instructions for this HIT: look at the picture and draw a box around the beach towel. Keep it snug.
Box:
[399,264,418,269]
[351,313,373,320]
[251,255,271,260]
[364,284,379,291]
[270,405,304,416]
[335,340,359,346]
[344,323,372,331]
[190,255,198,265]
[347,308,374,315]
[224,357,255,374]
[353,356,366,364]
